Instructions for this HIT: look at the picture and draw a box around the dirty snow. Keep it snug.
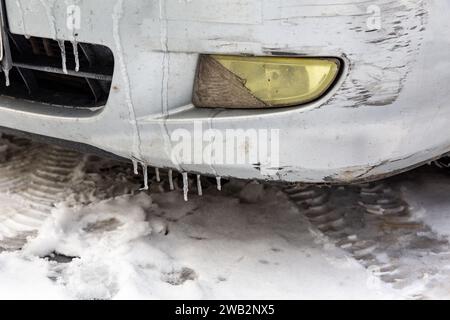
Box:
[0,178,398,300]
[2,144,450,299]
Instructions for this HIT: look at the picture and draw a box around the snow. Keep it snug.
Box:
[0,180,396,300]
[0,252,68,299]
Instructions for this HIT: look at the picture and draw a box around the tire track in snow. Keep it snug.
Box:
[283,181,450,298]
[0,136,140,251]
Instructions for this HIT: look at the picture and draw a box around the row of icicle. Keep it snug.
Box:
[2,39,79,87]
[132,159,222,202]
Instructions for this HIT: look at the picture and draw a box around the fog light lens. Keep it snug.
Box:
[193,55,340,109]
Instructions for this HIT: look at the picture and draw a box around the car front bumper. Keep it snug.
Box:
[0,0,449,183]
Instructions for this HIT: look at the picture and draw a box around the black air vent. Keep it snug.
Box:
[0,34,114,110]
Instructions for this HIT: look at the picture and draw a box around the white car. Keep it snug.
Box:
[0,0,448,184]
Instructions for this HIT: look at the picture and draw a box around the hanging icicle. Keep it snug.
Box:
[3,67,10,87]
[132,159,138,175]
[168,169,174,190]
[141,164,149,190]
[197,175,203,196]
[72,40,80,72]
[58,40,68,74]
[155,168,161,182]
[182,172,189,201]
[216,177,222,191]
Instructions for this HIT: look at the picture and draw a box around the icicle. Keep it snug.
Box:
[3,68,10,87]
[182,172,189,201]
[155,168,161,182]
[168,169,174,190]
[141,164,149,190]
[132,159,138,175]
[196,175,203,196]
[72,40,80,72]
[58,40,68,74]
[216,177,222,191]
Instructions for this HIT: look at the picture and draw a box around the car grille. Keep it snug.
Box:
[0,33,114,111]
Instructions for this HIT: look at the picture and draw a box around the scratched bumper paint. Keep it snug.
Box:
[0,0,449,183]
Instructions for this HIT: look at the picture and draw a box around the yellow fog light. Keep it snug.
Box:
[193,55,340,109]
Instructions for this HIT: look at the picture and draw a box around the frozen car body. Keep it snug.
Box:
[0,0,449,183]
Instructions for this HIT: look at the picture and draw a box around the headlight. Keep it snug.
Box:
[193,55,340,109]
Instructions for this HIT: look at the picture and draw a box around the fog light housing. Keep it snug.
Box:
[193,55,340,109]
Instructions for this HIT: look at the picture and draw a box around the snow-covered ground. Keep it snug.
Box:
[1,136,450,300]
